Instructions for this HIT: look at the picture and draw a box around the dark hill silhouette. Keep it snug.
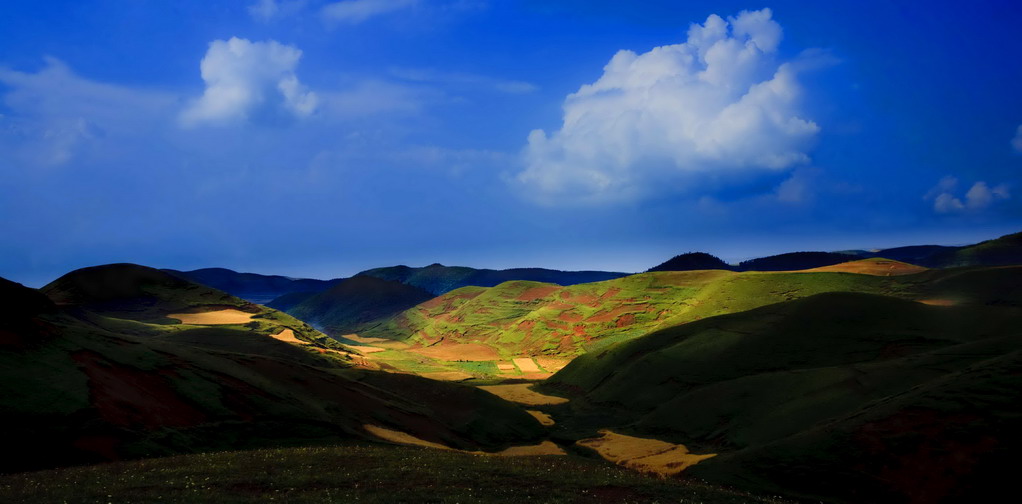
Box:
[279,276,434,335]
[646,252,732,272]
[0,271,542,474]
[166,267,342,304]
[736,251,857,271]
[357,263,628,296]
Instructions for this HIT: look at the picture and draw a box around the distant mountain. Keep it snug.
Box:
[165,267,342,304]
[1,266,542,474]
[277,276,435,335]
[918,231,1022,268]
[646,252,732,272]
[357,263,628,296]
[544,288,1022,503]
[736,251,858,271]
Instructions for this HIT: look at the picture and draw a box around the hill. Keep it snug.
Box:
[165,267,341,304]
[0,444,784,504]
[277,276,435,335]
[1,267,544,474]
[357,266,954,377]
[736,251,858,271]
[357,263,628,296]
[542,290,1022,503]
[646,252,732,272]
[919,230,1022,267]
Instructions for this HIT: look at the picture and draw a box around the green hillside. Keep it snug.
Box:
[363,266,932,363]
[0,268,543,474]
[541,289,1022,503]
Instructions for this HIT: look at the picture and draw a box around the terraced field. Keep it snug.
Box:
[352,259,948,377]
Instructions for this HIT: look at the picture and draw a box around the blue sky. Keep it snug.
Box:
[2,0,1021,286]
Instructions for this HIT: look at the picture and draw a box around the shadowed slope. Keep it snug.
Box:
[544,291,1022,503]
[280,276,434,335]
[1,270,543,474]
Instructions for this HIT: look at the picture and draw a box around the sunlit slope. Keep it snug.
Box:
[1,268,543,474]
[543,290,1022,503]
[364,265,937,358]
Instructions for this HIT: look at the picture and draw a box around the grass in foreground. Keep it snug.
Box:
[0,444,788,504]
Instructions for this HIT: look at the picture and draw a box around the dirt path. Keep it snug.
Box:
[478,384,569,406]
[364,424,565,456]
[526,410,555,426]
[577,430,716,476]
[168,309,254,325]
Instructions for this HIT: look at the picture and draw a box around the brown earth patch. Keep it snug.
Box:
[168,309,254,325]
[615,314,636,328]
[478,384,569,405]
[343,334,391,344]
[577,429,717,477]
[918,298,956,307]
[346,345,386,354]
[557,311,584,322]
[73,351,207,430]
[409,342,500,361]
[497,362,516,371]
[493,441,565,456]
[269,328,305,345]
[364,425,453,450]
[802,259,927,276]
[419,371,474,381]
[513,357,541,373]
[526,410,555,426]
[534,357,571,372]
[517,285,561,301]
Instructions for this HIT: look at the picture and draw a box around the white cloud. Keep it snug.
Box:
[1013,124,1022,153]
[248,0,280,21]
[321,0,417,24]
[180,37,318,127]
[516,8,822,204]
[0,58,174,167]
[248,0,307,22]
[928,177,1010,214]
[389,67,537,94]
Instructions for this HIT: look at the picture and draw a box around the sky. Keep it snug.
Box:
[2,0,1022,286]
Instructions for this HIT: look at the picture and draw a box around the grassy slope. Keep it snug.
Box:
[1,268,544,474]
[540,280,1022,503]
[363,266,931,362]
[0,444,786,504]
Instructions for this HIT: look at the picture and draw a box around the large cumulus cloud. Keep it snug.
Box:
[516,8,821,204]
[180,37,318,127]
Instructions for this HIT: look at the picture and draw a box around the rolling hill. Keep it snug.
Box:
[357,263,629,296]
[541,287,1022,503]
[0,267,544,474]
[165,267,342,304]
[272,275,435,335]
[361,265,927,363]
[646,252,732,272]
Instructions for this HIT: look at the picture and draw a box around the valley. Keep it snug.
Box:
[4,231,1022,503]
